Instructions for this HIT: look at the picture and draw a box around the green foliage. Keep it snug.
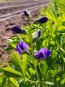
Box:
[11,51,23,73]
[2,67,22,77]
[9,77,19,87]
[22,54,28,76]
[1,0,65,87]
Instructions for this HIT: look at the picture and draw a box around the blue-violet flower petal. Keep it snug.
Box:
[12,26,27,34]
[34,47,51,60]
[16,41,28,54]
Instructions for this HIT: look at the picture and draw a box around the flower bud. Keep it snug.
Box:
[34,17,48,24]
[24,10,31,18]
[33,30,41,42]
[12,26,27,34]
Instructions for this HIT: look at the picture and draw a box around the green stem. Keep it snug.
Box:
[35,64,39,81]
[8,78,10,87]
[28,16,39,86]
[29,20,34,56]
[28,17,34,67]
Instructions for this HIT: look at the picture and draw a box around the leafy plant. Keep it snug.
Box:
[1,0,65,87]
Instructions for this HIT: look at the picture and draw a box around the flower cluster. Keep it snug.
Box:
[13,10,51,60]
[16,41,51,60]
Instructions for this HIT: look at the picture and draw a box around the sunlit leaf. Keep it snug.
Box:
[2,67,22,77]
[10,77,19,87]
[22,54,28,76]
[11,51,23,73]
[61,78,65,85]
[45,81,55,85]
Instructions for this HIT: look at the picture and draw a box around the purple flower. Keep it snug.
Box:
[36,30,41,38]
[12,26,27,34]
[33,30,41,41]
[24,10,30,17]
[16,41,28,54]
[34,17,48,24]
[34,47,51,60]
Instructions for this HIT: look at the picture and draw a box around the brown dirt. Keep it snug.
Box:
[0,0,48,7]
[0,0,49,16]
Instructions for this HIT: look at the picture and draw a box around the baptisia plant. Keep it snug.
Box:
[2,9,52,87]
[15,11,50,60]
[2,1,65,86]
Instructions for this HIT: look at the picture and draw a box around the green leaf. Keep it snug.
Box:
[2,67,22,77]
[39,60,48,77]
[28,68,34,75]
[43,60,48,76]
[52,50,57,59]
[47,9,57,23]
[46,57,53,68]
[10,43,17,48]
[62,74,65,78]
[62,21,65,26]
[11,51,23,73]
[5,45,13,51]
[1,77,6,87]
[10,77,19,87]
[19,81,34,87]
[60,47,65,52]
[22,54,28,76]
[45,81,54,86]
[0,73,6,86]
[24,35,30,43]
[50,70,58,77]
[36,39,42,50]
[8,37,20,48]
[61,78,65,85]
